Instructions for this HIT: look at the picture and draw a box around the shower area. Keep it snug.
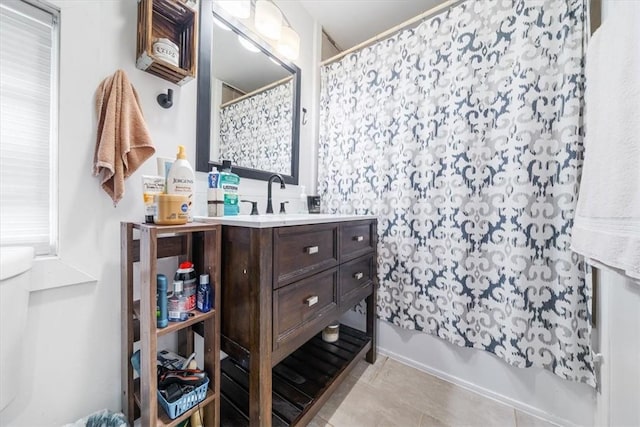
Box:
[317,0,597,404]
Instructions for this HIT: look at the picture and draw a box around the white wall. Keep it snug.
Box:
[594,270,640,427]
[0,1,319,425]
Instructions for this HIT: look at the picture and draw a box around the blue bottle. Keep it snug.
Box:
[157,274,168,328]
[196,274,212,313]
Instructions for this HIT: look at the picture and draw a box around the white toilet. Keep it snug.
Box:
[0,246,34,412]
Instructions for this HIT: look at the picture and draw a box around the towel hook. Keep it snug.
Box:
[157,88,173,109]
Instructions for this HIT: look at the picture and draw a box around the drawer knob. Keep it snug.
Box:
[306,295,319,307]
[353,272,364,280]
[353,235,364,242]
[306,246,319,255]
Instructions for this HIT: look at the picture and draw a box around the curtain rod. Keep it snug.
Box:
[220,75,293,109]
[320,0,464,66]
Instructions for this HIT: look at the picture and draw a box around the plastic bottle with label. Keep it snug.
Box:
[157,274,168,328]
[196,274,212,313]
[207,167,224,217]
[219,160,240,216]
[175,261,197,311]
[168,280,187,322]
[166,145,195,221]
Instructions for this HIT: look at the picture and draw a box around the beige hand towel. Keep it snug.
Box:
[93,69,155,205]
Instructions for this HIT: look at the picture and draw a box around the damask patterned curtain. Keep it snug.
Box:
[318,0,594,386]
[219,78,292,172]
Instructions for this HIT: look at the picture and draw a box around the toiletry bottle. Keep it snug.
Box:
[157,274,169,328]
[299,185,308,214]
[219,160,240,216]
[207,167,224,217]
[168,280,187,322]
[175,261,197,311]
[166,145,195,221]
[196,273,212,313]
[142,175,165,223]
[157,157,173,192]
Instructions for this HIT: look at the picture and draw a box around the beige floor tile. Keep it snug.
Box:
[348,356,388,383]
[369,358,516,427]
[317,374,361,419]
[318,374,423,426]
[307,414,334,427]
[419,412,451,427]
[515,411,558,427]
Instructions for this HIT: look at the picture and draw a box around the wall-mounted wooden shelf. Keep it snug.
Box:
[136,0,197,86]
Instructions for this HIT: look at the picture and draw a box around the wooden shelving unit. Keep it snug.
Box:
[121,222,221,426]
[136,0,198,86]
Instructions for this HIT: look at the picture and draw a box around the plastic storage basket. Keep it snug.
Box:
[157,378,209,420]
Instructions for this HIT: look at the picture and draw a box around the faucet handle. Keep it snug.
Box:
[279,201,289,214]
[240,200,259,216]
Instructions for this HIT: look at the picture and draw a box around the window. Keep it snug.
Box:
[0,0,59,256]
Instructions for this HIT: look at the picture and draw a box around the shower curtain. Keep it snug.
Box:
[318,0,594,386]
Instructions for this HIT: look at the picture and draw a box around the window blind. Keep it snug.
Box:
[0,1,58,256]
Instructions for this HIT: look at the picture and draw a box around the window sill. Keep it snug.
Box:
[31,257,96,292]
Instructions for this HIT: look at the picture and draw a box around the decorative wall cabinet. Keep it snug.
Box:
[136,0,197,85]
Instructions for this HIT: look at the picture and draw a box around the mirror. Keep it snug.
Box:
[196,0,301,184]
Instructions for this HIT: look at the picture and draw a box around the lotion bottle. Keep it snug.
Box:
[166,145,195,221]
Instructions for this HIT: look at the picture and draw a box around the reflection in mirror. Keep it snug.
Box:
[196,0,301,184]
[218,76,293,173]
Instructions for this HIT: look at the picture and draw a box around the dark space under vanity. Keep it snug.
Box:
[211,216,378,426]
[220,324,371,426]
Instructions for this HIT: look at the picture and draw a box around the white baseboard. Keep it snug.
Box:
[376,346,578,427]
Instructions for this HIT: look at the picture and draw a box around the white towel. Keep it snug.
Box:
[571,3,640,280]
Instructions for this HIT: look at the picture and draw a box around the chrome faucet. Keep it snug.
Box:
[266,174,286,214]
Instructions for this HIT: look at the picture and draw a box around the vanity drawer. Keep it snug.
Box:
[339,254,375,308]
[273,267,338,349]
[340,220,375,262]
[273,223,338,288]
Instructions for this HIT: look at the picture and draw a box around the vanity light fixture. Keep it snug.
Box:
[277,25,300,61]
[217,0,250,19]
[214,0,300,60]
[255,0,282,40]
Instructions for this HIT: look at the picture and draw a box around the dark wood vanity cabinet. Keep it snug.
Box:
[220,218,377,427]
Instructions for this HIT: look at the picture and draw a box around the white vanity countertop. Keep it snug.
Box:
[194,213,376,228]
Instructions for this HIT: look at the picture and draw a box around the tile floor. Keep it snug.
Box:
[308,356,558,427]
